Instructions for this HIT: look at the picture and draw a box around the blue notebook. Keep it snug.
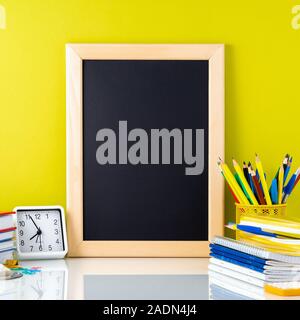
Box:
[210,252,265,273]
[210,244,266,265]
[210,246,266,269]
[212,236,300,264]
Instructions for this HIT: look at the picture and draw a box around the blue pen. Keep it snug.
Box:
[235,224,277,238]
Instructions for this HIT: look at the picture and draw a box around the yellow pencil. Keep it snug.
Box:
[255,154,272,205]
[278,165,284,204]
[218,162,244,203]
[219,159,250,204]
[232,159,258,205]
[218,162,243,203]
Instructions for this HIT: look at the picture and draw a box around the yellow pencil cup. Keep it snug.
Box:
[235,203,287,223]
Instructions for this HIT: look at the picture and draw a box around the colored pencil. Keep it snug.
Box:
[292,171,300,192]
[270,178,278,204]
[227,182,240,203]
[283,168,300,203]
[219,160,248,204]
[255,154,272,205]
[218,162,241,203]
[243,161,249,184]
[218,154,300,207]
[278,165,284,204]
[283,154,289,176]
[249,167,267,205]
[284,156,293,184]
[218,166,240,203]
[233,159,258,205]
[247,162,256,196]
[219,159,250,204]
[234,173,252,203]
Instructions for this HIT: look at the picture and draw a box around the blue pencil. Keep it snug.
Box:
[247,162,256,195]
[270,178,278,204]
[283,168,299,203]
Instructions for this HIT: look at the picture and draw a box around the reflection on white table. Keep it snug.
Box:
[0,258,299,300]
[0,260,68,300]
[67,258,209,300]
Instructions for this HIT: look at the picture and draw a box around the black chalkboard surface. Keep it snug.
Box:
[83,60,208,241]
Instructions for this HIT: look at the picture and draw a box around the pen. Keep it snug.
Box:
[226,223,277,238]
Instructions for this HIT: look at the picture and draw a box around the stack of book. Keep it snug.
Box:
[209,215,300,297]
[0,212,16,264]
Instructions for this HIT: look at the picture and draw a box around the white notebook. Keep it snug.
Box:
[0,240,15,252]
[210,258,300,282]
[209,271,265,300]
[208,262,265,287]
[0,230,15,242]
[213,236,300,264]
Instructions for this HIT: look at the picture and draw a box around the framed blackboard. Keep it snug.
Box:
[66,44,224,257]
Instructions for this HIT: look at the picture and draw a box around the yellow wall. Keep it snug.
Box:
[1,0,300,224]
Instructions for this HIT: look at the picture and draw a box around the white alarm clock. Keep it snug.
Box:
[14,206,68,260]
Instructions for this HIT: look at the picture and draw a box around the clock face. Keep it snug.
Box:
[17,209,65,253]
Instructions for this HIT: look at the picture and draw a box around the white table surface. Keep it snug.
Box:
[0,258,299,300]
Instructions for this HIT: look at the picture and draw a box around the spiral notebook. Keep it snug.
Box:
[213,236,300,264]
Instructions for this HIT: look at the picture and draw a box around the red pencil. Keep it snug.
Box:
[250,167,266,205]
[220,171,239,203]
[292,173,300,191]
[227,182,240,203]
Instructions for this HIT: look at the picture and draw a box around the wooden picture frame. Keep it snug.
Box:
[66,44,224,257]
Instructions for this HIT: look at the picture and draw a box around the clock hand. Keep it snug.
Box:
[39,233,42,247]
[30,232,39,241]
[29,215,41,232]
[30,226,42,241]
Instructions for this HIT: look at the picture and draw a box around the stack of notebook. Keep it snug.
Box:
[0,212,16,264]
[209,215,300,296]
[209,271,265,300]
